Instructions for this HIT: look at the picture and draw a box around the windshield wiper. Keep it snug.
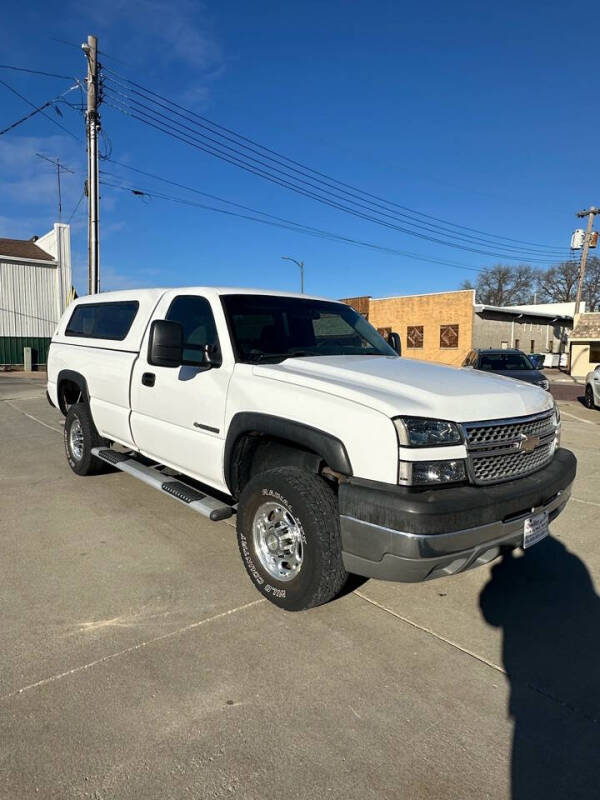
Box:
[250,351,311,362]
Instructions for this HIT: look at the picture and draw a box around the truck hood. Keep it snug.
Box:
[253,355,553,421]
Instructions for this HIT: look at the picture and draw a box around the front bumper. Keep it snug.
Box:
[339,447,576,582]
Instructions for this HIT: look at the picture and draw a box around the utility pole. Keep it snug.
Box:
[281,256,304,293]
[35,154,74,221]
[574,206,598,315]
[82,34,100,295]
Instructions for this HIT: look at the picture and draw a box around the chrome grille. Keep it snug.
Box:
[470,441,554,484]
[462,410,557,485]
[464,411,555,447]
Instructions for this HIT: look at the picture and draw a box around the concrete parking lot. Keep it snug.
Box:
[1,373,599,799]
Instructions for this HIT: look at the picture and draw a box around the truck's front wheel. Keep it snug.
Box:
[236,467,347,611]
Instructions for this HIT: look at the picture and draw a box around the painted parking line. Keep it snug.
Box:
[560,410,599,426]
[0,598,265,703]
[2,399,63,434]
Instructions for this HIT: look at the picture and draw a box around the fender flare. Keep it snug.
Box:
[224,412,352,494]
[56,369,90,414]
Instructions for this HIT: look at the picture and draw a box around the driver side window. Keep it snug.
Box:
[166,295,222,367]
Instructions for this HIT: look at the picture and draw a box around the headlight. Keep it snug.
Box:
[394,416,463,447]
[398,459,467,485]
[538,379,550,390]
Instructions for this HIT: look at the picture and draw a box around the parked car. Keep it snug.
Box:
[47,288,575,611]
[584,365,600,409]
[463,348,550,390]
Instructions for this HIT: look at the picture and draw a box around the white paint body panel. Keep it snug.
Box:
[586,367,600,405]
[48,286,555,493]
[129,289,235,486]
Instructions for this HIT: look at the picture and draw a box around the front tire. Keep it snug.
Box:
[64,403,110,475]
[584,385,596,409]
[236,467,348,611]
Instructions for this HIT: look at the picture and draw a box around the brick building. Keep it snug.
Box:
[341,290,575,367]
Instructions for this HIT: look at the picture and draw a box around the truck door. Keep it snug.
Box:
[130,291,233,491]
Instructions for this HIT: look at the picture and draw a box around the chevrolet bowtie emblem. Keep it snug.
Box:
[517,433,540,453]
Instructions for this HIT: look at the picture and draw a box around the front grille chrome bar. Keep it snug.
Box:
[460,409,557,485]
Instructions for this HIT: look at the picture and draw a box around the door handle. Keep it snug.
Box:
[142,372,156,387]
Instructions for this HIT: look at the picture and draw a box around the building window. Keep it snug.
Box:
[530,339,535,353]
[590,343,600,363]
[514,338,520,350]
[377,327,391,338]
[407,325,424,348]
[501,340,508,349]
[440,324,459,349]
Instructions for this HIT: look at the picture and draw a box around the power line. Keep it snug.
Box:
[99,176,491,274]
[102,66,565,253]
[102,80,568,261]
[0,63,77,81]
[100,65,568,256]
[103,91,564,265]
[104,80,567,258]
[0,78,82,141]
[67,188,86,223]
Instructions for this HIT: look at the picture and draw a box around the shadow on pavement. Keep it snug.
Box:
[479,537,600,800]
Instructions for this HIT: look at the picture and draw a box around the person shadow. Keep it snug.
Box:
[479,537,600,800]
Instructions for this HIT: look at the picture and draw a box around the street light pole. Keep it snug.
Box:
[281,256,304,293]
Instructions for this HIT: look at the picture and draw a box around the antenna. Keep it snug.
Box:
[35,153,75,221]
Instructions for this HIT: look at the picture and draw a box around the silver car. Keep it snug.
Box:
[584,365,600,409]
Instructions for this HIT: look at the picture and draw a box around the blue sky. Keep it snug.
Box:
[1,0,598,298]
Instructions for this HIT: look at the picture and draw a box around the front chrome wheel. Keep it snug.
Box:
[69,417,84,460]
[252,501,303,582]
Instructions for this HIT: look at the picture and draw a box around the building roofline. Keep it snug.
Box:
[372,288,475,301]
[474,303,573,321]
[0,253,58,266]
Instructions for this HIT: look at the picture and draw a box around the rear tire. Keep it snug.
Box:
[584,385,596,409]
[236,467,348,611]
[64,403,110,476]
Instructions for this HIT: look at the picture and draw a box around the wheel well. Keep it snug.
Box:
[229,433,329,498]
[224,412,352,497]
[57,371,89,416]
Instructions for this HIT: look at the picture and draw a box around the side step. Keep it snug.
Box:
[91,448,234,521]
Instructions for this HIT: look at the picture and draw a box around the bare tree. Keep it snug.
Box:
[536,257,600,311]
[536,260,580,304]
[461,264,536,306]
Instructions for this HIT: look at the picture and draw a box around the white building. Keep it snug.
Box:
[0,223,72,368]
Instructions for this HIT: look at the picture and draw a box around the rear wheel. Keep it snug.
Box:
[584,385,596,409]
[236,467,347,611]
[64,403,110,475]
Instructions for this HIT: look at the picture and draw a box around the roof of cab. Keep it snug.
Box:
[71,287,340,304]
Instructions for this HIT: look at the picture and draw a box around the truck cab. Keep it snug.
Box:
[48,287,576,611]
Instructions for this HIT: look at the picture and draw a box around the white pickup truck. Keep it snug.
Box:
[47,287,576,611]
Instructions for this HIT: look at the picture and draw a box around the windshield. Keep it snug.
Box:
[479,352,535,371]
[221,294,397,363]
